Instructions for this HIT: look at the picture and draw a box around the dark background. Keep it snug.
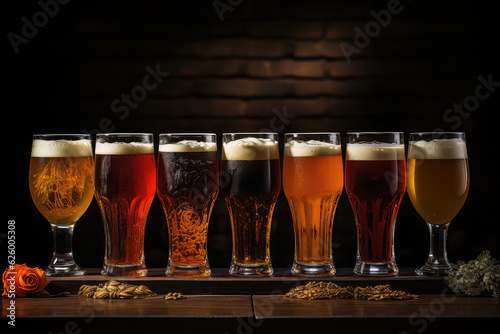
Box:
[3,0,498,272]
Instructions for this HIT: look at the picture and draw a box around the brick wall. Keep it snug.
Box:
[7,0,497,269]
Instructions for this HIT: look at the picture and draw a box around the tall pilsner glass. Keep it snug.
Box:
[345,132,406,276]
[29,134,94,276]
[407,132,469,276]
[157,133,219,277]
[95,133,156,277]
[283,133,343,276]
[221,133,281,276]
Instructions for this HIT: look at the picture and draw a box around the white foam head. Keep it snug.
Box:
[159,140,216,153]
[285,140,341,157]
[408,139,467,159]
[95,142,154,155]
[31,139,93,158]
[347,142,405,161]
[222,137,279,160]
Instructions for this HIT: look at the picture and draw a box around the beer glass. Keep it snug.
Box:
[283,133,343,276]
[95,133,156,277]
[407,132,469,275]
[222,133,281,276]
[345,132,406,276]
[157,133,219,277]
[29,134,94,276]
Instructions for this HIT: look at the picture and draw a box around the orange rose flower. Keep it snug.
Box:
[2,264,50,298]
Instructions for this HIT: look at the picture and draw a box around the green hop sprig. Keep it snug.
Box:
[445,250,500,298]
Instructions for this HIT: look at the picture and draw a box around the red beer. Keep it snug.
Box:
[94,134,156,276]
[345,133,405,276]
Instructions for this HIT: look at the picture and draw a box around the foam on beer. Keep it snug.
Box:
[95,142,154,155]
[347,142,405,161]
[222,137,279,160]
[31,139,92,158]
[284,140,341,157]
[159,140,216,153]
[408,139,467,160]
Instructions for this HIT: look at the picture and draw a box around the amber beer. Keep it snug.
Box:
[29,135,94,276]
[94,134,156,277]
[157,134,219,277]
[283,133,343,276]
[345,133,406,276]
[222,133,281,276]
[407,139,469,225]
[29,139,94,226]
[407,133,469,276]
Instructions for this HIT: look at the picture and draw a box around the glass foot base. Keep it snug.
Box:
[166,264,211,277]
[229,263,273,277]
[101,264,147,277]
[45,263,86,277]
[354,260,398,276]
[415,264,456,276]
[45,255,86,277]
[292,262,336,277]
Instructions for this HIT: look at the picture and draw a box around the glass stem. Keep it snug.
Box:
[426,222,451,267]
[50,224,76,266]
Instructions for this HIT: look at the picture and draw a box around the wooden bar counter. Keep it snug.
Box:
[3,268,499,333]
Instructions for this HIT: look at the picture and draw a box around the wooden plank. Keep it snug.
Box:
[252,294,500,319]
[45,268,447,295]
[5,294,252,318]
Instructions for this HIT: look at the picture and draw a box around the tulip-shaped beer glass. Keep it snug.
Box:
[407,132,469,276]
[29,134,94,276]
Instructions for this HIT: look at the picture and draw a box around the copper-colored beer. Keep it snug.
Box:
[94,135,156,276]
[407,139,470,225]
[157,135,219,276]
[283,137,343,276]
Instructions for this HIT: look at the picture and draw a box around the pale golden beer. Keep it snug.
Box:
[29,154,94,226]
[407,133,470,275]
[29,134,94,276]
[283,133,343,276]
[29,139,94,226]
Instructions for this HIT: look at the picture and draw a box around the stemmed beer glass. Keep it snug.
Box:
[407,132,470,275]
[29,134,94,276]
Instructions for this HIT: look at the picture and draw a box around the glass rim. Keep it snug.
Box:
[159,133,216,137]
[33,133,91,139]
[284,132,340,136]
[347,131,404,135]
[96,132,153,137]
[409,132,465,136]
[222,132,278,136]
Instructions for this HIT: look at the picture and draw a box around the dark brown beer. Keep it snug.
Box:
[222,135,280,276]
